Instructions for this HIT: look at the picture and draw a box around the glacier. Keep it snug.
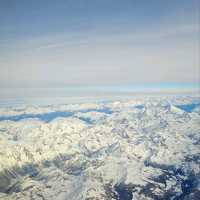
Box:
[0,96,199,200]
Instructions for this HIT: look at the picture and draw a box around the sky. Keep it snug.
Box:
[0,0,199,89]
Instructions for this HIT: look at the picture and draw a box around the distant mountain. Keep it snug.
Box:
[0,96,199,200]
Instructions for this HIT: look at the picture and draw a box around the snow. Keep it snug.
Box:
[0,96,199,199]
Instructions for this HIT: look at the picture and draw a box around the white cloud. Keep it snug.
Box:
[0,20,199,88]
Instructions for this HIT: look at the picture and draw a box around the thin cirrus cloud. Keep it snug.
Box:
[0,0,199,89]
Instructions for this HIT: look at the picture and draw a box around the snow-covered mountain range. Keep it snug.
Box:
[0,96,199,200]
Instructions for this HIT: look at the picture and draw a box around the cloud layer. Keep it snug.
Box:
[0,0,199,88]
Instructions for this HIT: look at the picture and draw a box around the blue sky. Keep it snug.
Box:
[0,0,199,89]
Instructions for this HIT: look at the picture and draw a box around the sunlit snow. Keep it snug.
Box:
[0,96,199,200]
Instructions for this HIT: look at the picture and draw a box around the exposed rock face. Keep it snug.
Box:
[0,96,199,200]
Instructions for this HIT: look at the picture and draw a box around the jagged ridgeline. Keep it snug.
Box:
[0,97,200,199]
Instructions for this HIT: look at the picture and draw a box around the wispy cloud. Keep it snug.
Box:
[0,0,199,88]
